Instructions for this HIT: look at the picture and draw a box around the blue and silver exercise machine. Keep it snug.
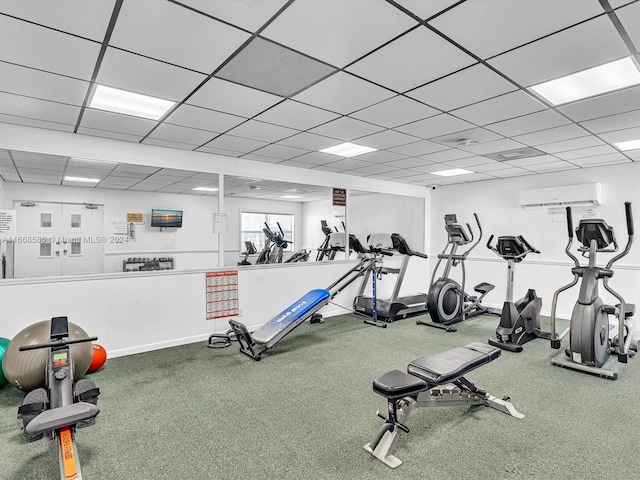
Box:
[208,235,388,361]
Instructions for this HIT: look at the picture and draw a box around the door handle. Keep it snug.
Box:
[55,250,60,256]
[63,249,68,255]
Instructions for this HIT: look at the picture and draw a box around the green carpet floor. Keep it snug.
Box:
[1,312,639,479]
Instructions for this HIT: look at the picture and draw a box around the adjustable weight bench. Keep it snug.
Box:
[364,342,524,468]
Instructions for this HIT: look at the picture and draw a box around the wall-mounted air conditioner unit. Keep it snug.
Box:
[519,183,602,209]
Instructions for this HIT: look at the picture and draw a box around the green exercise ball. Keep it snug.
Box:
[0,337,10,387]
[2,320,93,391]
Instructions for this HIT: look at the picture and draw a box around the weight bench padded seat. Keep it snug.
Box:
[373,370,428,400]
[407,342,501,386]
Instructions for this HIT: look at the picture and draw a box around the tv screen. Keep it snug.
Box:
[151,209,183,228]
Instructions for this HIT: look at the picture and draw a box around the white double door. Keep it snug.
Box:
[13,201,104,278]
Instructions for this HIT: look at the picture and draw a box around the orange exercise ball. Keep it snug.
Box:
[87,343,107,373]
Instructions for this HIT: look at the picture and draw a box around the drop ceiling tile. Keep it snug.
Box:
[277,132,340,151]
[11,150,67,165]
[558,86,640,122]
[396,113,475,139]
[0,172,21,182]
[0,92,80,124]
[255,100,340,130]
[525,161,576,172]
[355,150,409,164]
[429,0,603,59]
[142,138,199,151]
[0,15,101,80]
[80,108,157,136]
[97,177,140,187]
[461,138,526,155]
[77,127,143,144]
[452,91,546,125]
[292,72,394,115]
[110,1,250,73]
[178,0,288,32]
[308,117,384,142]
[406,64,517,111]
[554,145,618,161]
[346,163,399,176]
[393,0,460,20]
[203,134,269,153]
[488,16,630,87]
[486,110,571,137]
[155,169,195,178]
[416,148,474,163]
[569,153,629,167]
[226,119,299,143]
[513,124,589,146]
[0,0,115,42]
[0,113,75,132]
[354,130,421,150]
[537,135,605,154]
[616,2,640,49]
[349,95,440,128]
[165,104,244,133]
[442,156,496,168]
[347,26,476,93]
[261,0,417,67]
[471,160,514,172]
[249,144,309,160]
[110,165,159,177]
[382,156,437,169]
[0,62,90,106]
[503,154,562,167]
[389,139,448,156]
[187,78,281,118]
[598,126,640,144]
[366,169,418,180]
[215,37,336,97]
[196,146,244,157]
[97,47,207,102]
[580,110,640,134]
[318,157,370,171]
[610,0,636,7]
[240,153,281,164]
[488,167,535,178]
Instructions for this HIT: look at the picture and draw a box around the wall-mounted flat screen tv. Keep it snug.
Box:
[151,209,183,228]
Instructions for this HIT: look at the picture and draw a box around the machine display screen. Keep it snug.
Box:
[53,351,68,366]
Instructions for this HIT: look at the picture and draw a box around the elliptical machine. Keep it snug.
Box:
[418,213,495,331]
[486,235,550,352]
[550,202,636,379]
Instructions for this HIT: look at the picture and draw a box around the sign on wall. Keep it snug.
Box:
[0,209,17,239]
[127,213,144,224]
[206,270,239,320]
[332,188,346,207]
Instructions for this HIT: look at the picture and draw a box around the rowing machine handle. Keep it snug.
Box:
[625,202,633,236]
[566,207,573,239]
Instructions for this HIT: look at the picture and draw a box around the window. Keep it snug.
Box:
[240,212,294,252]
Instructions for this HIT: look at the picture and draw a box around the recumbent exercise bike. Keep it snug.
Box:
[486,234,550,352]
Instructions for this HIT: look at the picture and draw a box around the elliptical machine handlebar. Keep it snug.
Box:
[625,201,634,236]
[606,202,634,269]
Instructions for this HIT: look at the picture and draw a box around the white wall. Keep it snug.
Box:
[2,182,220,274]
[429,162,640,320]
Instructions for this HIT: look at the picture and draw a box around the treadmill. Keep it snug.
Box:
[353,233,429,322]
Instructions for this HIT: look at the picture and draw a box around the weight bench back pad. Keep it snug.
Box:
[407,342,501,386]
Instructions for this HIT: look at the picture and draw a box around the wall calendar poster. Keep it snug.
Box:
[206,271,239,320]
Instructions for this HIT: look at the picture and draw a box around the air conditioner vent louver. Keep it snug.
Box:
[484,147,545,162]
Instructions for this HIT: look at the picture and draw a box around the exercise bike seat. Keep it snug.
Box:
[407,342,501,386]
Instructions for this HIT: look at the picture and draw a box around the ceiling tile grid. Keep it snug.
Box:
[0,0,638,192]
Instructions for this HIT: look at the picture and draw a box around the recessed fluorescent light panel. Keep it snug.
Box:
[281,195,303,199]
[64,176,101,183]
[192,187,219,192]
[432,168,473,177]
[529,57,640,105]
[614,139,640,151]
[89,85,176,120]
[319,142,378,158]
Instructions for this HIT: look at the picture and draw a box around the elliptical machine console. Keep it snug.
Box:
[549,202,636,379]
[486,235,550,352]
[418,213,495,331]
